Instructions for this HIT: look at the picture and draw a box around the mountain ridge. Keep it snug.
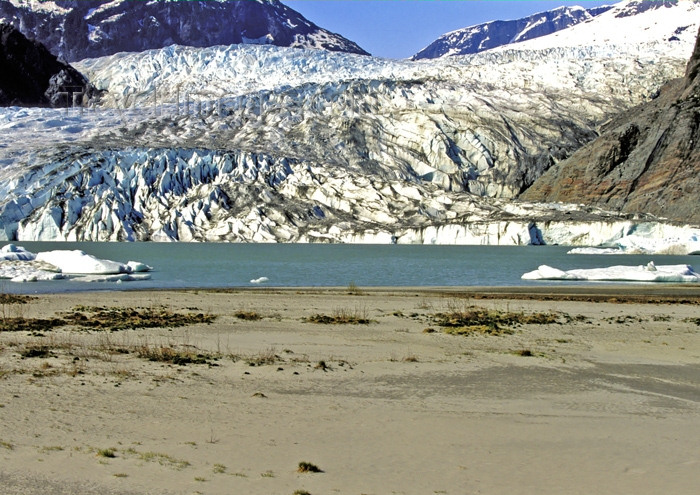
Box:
[0,0,369,61]
[412,5,611,60]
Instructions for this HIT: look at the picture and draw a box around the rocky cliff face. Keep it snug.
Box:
[0,22,90,107]
[0,0,369,61]
[521,27,700,226]
[412,6,610,60]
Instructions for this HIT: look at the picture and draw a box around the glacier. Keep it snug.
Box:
[0,0,698,247]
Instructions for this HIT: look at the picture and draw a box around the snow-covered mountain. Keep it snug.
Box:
[497,0,699,51]
[0,0,698,244]
[413,0,700,60]
[0,0,369,61]
[412,5,611,60]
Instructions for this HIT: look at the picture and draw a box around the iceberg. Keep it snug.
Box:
[0,244,152,283]
[568,229,700,255]
[0,261,64,282]
[522,262,700,283]
[0,244,36,261]
[36,250,131,275]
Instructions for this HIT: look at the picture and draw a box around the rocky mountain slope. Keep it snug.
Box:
[0,0,698,243]
[0,22,91,107]
[412,5,611,60]
[0,0,368,61]
[521,26,700,225]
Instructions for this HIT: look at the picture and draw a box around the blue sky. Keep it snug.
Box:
[282,0,616,59]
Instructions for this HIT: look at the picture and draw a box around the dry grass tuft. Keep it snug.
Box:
[135,343,215,366]
[234,310,263,321]
[245,347,280,366]
[297,461,323,473]
[304,306,372,325]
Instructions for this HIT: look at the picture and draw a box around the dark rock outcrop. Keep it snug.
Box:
[521,27,700,225]
[0,0,369,61]
[0,22,91,107]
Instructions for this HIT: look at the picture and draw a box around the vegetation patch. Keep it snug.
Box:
[0,294,34,305]
[432,306,559,336]
[684,317,700,326]
[20,344,53,358]
[63,306,216,332]
[126,449,190,470]
[234,310,263,321]
[0,317,65,333]
[297,461,323,473]
[135,343,215,366]
[347,281,364,295]
[244,347,280,366]
[304,307,372,325]
[97,448,116,458]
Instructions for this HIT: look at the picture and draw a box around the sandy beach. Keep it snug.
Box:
[1,287,699,494]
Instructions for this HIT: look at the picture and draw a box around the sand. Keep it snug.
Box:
[0,287,698,494]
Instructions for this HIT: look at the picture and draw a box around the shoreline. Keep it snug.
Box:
[1,288,698,494]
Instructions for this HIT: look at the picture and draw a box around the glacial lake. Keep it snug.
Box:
[3,242,699,294]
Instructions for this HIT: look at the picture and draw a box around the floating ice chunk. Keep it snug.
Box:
[570,231,700,255]
[522,265,580,280]
[522,263,700,283]
[1,244,36,261]
[126,261,153,272]
[250,277,269,284]
[72,273,152,283]
[567,247,622,255]
[35,250,130,275]
[1,248,152,282]
[0,261,64,282]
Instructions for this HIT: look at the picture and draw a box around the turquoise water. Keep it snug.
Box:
[4,242,699,294]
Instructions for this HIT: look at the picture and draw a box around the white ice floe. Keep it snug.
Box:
[567,247,624,255]
[126,261,153,273]
[522,262,700,283]
[0,244,36,261]
[568,229,700,255]
[35,250,131,274]
[250,277,269,284]
[0,244,151,283]
[72,273,152,283]
[0,261,65,282]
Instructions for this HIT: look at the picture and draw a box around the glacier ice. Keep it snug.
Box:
[0,2,698,245]
[0,244,152,283]
[522,263,700,283]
